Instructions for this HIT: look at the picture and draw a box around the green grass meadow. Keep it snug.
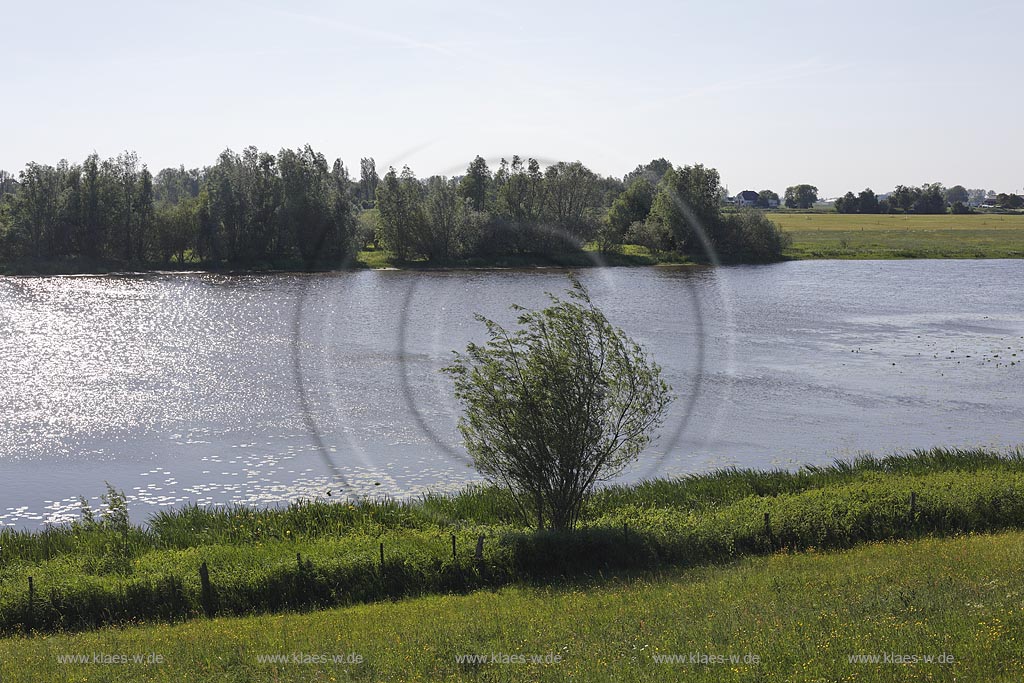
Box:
[2,448,1024,638]
[771,212,1024,259]
[1,530,1021,682]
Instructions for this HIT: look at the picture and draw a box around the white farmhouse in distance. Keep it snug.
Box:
[735,190,759,207]
[735,190,778,208]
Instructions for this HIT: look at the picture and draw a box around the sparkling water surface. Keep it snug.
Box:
[1,261,1021,527]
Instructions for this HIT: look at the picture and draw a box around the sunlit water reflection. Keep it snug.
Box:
[1,261,1021,527]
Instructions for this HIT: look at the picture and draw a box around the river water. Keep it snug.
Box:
[1,261,1022,527]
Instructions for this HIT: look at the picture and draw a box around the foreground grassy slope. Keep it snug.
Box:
[772,212,1024,259]
[2,531,1021,682]
[2,448,1023,635]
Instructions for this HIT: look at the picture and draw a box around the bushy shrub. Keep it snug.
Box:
[625,219,674,253]
[720,210,791,262]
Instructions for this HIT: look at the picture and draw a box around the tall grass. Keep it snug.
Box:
[5,447,1017,561]
[588,446,1024,515]
[1,447,1023,634]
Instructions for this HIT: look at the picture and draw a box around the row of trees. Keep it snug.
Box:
[374,156,620,260]
[834,184,950,214]
[0,146,357,267]
[833,184,1023,214]
[0,151,792,267]
[991,193,1024,210]
[834,187,889,214]
[606,161,790,262]
[780,183,1023,214]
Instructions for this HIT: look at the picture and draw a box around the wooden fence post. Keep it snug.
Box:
[474,534,485,575]
[199,561,214,618]
[295,552,306,606]
[909,491,918,537]
[27,576,34,629]
[451,534,457,564]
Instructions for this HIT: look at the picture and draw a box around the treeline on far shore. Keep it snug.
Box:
[0,149,790,272]
[832,184,1024,215]
[738,183,1022,214]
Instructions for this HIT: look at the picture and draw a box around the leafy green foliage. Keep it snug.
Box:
[277,148,355,268]
[374,166,424,260]
[641,165,789,261]
[457,155,491,212]
[540,161,601,246]
[888,183,947,214]
[623,158,673,188]
[719,210,793,262]
[356,157,379,208]
[0,151,798,269]
[444,276,671,530]
[756,189,779,208]
[996,192,1024,209]
[784,184,818,209]
[602,178,655,251]
[0,146,356,269]
[646,165,723,255]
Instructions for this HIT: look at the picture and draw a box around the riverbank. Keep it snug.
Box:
[773,212,1024,259]
[2,447,1023,636]
[354,243,690,269]
[0,245,690,276]
[3,529,1019,681]
[5,213,1024,274]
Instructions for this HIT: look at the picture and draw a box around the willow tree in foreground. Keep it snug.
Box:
[444,275,672,531]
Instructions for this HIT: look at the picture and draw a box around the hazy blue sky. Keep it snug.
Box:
[2,0,1021,197]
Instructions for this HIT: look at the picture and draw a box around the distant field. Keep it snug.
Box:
[2,531,1022,682]
[771,212,1024,259]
